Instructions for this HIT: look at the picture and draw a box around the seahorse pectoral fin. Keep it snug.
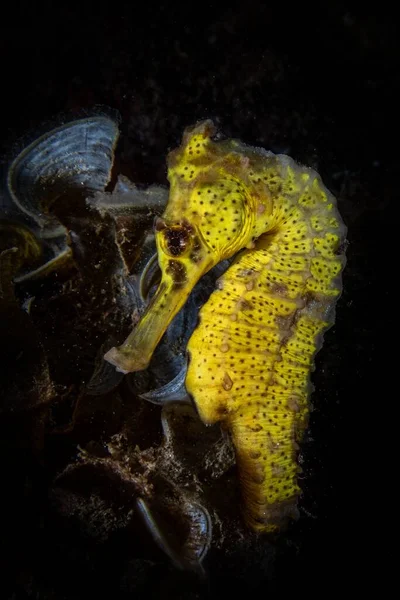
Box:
[104,258,211,374]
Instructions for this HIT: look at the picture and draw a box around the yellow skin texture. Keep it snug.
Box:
[104,120,346,533]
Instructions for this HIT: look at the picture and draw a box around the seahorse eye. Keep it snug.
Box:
[164,226,189,257]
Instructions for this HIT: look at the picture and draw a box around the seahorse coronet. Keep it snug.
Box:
[104,120,347,533]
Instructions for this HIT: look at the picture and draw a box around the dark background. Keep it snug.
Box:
[0,1,392,598]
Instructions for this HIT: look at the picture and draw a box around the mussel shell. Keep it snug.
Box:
[181,501,212,565]
[13,245,73,284]
[0,213,42,265]
[138,364,189,404]
[6,114,120,239]
[138,251,161,302]
[0,209,77,285]
[136,496,212,573]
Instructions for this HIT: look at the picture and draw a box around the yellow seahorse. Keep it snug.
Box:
[104,120,346,533]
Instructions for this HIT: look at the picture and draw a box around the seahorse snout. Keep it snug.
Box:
[104,221,215,374]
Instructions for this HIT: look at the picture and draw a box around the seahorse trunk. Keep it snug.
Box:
[186,164,346,532]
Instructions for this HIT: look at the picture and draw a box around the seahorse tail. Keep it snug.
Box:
[228,408,301,533]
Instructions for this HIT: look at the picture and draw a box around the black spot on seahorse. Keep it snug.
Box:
[166,259,187,288]
[165,227,190,256]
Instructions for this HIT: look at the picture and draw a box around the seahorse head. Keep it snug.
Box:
[104,120,264,373]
